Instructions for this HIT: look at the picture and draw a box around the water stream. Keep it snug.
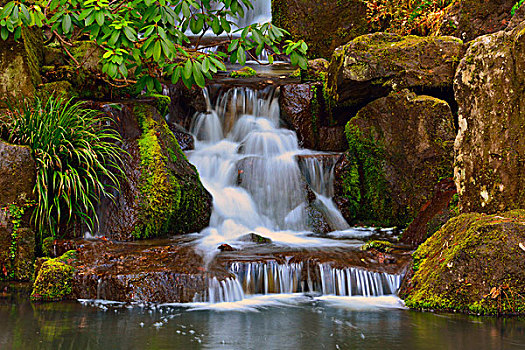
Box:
[188,86,354,262]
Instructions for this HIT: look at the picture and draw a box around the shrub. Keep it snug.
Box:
[0,95,124,238]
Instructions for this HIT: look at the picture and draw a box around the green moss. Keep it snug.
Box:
[134,104,181,239]
[343,122,398,226]
[230,67,257,78]
[402,210,525,315]
[42,237,54,258]
[144,93,171,117]
[37,81,77,101]
[30,250,76,301]
[361,240,396,253]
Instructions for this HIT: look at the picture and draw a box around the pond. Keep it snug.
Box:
[2,284,525,350]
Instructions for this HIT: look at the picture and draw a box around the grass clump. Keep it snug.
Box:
[0,95,124,239]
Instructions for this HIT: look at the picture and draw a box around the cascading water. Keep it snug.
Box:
[188,86,353,257]
[195,261,402,302]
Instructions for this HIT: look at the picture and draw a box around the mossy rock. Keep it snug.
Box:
[31,250,76,301]
[100,101,213,239]
[0,27,43,105]
[333,90,455,227]
[400,210,525,315]
[230,67,257,78]
[361,240,396,253]
[326,33,464,107]
[454,21,525,215]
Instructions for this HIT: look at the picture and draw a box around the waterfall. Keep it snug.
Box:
[317,263,401,297]
[188,86,352,253]
[196,261,402,303]
[230,261,305,294]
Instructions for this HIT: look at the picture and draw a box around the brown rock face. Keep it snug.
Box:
[454,21,525,214]
[401,178,457,247]
[334,90,455,227]
[96,100,212,239]
[0,141,36,281]
[0,28,42,105]
[280,83,346,152]
[327,33,465,108]
[70,239,224,303]
[272,0,369,58]
[438,0,516,42]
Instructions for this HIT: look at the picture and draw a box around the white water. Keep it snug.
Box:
[195,261,402,304]
[187,86,353,260]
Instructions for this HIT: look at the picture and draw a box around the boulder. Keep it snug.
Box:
[327,33,465,108]
[280,83,346,151]
[272,0,369,58]
[454,21,525,214]
[438,0,516,42]
[333,90,455,227]
[400,210,525,315]
[97,100,212,239]
[0,141,36,281]
[0,27,42,105]
[31,250,76,301]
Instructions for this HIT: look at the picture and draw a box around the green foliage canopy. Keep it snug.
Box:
[0,0,308,91]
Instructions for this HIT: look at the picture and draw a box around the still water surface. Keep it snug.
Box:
[1,286,525,350]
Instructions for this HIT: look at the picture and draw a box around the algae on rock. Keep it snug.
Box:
[400,210,525,315]
[98,100,212,239]
[333,90,455,227]
[31,250,76,301]
[0,27,43,105]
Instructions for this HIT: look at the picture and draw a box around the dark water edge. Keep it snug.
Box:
[1,283,525,350]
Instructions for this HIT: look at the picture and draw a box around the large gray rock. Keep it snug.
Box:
[327,33,465,108]
[334,90,455,227]
[454,21,525,214]
[0,141,36,281]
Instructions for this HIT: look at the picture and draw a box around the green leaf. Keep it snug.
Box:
[95,11,104,26]
[192,61,205,88]
[0,27,8,41]
[171,66,182,84]
[220,17,231,32]
[237,46,246,65]
[153,40,162,61]
[182,2,191,18]
[62,14,72,33]
[183,59,193,79]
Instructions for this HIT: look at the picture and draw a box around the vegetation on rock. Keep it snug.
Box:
[400,210,525,315]
[31,250,76,301]
[0,95,124,238]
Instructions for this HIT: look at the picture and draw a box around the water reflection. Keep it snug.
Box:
[1,286,525,349]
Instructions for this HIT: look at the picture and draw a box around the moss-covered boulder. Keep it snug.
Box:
[272,0,369,58]
[0,141,36,281]
[437,0,516,42]
[327,33,464,108]
[454,21,525,214]
[333,90,455,227]
[400,210,525,315]
[0,27,43,105]
[31,250,76,301]
[99,100,212,239]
